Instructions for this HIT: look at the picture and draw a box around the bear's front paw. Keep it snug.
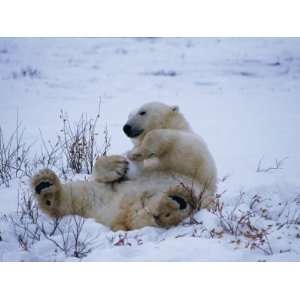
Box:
[93,155,129,182]
[127,149,144,162]
[31,169,62,218]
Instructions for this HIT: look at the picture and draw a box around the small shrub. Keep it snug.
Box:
[0,118,32,187]
[59,102,110,174]
[211,194,274,255]
[39,215,98,259]
[1,102,111,182]
[9,189,41,250]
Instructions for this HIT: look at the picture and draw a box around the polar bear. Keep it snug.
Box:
[121,102,217,206]
[31,102,217,231]
[31,158,203,231]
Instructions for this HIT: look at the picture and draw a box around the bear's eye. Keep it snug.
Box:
[139,111,146,116]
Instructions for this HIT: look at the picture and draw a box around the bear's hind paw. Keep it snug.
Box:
[31,169,61,217]
[152,186,194,228]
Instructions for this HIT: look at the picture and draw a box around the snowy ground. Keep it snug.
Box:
[0,38,300,261]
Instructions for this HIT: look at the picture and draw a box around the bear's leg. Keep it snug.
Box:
[93,155,129,182]
[32,169,99,220]
[127,131,168,162]
[111,191,158,231]
[111,185,195,231]
[31,169,64,218]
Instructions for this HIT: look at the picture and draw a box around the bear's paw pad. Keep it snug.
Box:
[169,195,187,210]
[35,181,53,194]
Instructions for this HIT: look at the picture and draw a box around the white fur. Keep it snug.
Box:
[125,102,218,196]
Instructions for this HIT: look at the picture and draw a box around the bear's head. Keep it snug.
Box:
[123,102,191,143]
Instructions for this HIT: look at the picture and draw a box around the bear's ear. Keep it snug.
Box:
[171,105,179,112]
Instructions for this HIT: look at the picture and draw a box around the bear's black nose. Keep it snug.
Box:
[123,124,132,135]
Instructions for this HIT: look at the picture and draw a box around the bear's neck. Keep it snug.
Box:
[163,113,192,131]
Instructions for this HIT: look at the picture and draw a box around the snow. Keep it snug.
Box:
[0,37,300,261]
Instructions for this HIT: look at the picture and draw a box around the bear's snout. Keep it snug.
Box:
[123,124,132,136]
[123,124,144,138]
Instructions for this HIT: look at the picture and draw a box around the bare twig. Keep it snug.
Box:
[38,215,98,258]
[256,157,288,173]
